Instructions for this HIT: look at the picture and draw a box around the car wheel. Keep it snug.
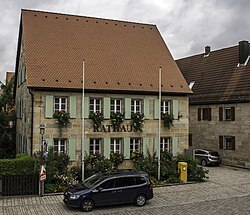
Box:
[135,194,146,206]
[80,199,94,212]
[201,159,207,166]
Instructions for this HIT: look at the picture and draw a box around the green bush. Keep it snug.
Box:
[176,154,209,182]
[0,154,37,175]
[132,152,208,183]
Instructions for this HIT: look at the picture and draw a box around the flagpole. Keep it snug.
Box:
[82,60,85,181]
[158,67,162,181]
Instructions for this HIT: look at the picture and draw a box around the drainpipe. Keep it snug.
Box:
[29,88,34,156]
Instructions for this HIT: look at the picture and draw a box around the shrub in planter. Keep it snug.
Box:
[89,112,104,130]
[110,112,124,131]
[131,112,144,132]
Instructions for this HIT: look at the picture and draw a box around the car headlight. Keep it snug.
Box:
[69,194,80,200]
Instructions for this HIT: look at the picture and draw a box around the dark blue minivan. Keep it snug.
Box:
[63,170,154,212]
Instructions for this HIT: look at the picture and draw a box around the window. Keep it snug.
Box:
[116,177,135,187]
[54,139,67,153]
[90,138,101,154]
[161,100,171,114]
[131,99,142,113]
[111,138,123,154]
[219,136,235,150]
[54,97,67,112]
[111,99,122,113]
[130,138,142,153]
[160,137,171,152]
[198,108,211,121]
[219,107,235,121]
[90,98,102,113]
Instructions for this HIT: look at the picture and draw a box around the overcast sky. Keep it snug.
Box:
[1,0,250,82]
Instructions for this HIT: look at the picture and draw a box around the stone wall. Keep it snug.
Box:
[189,103,250,167]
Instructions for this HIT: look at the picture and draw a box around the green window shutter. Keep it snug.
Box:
[173,100,179,120]
[47,139,53,150]
[84,138,90,156]
[144,97,150,119]
[45,95,53,118]
[125,98,131,119]
[172,137,178,156]
[68,138,76,161]
[123,137,130,159]
[82,97,89,119]
[154,98,159,119]
[69,96,77,119]
[154,137,159,157]
[103,98,110,119]
[143,137,148,157]
[103,138,110,159]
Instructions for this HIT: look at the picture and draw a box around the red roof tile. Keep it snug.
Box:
[20,10,191,95]
[176,43,250,104]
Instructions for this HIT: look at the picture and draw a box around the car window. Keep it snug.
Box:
[210,151,219,156]
[135,176,146,185]
[115,177,135,188]
[83,174,104,189]
[99,179,116,189]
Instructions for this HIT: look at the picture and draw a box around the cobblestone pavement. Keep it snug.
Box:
[1,165,250,215]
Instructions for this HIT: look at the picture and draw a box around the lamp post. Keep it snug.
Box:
[39,123,46,196]
[39,123,46,154]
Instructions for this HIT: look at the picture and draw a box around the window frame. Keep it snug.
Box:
[131,99,142,114]
[219,135,235,150]
[110,99,122,113]
[54,97,68,113]
[89,138,102,154]
[130,138,142,153]
[161,100,171,114]
[160,137,171,152]
[53,138,67,154]
[89,98,102,113]
[110,138,123,154]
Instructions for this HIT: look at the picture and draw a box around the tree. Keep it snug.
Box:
[0,77,16,158]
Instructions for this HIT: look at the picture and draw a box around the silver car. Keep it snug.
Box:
[193,149,221,166]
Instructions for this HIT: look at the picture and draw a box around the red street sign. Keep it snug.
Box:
[40,165,46,181]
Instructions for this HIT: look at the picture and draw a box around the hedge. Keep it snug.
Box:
[0,154,37,175]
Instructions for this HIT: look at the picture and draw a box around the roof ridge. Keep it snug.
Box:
[176,44,241,61]
[21,8,156,27]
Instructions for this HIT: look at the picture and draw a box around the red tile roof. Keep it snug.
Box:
[176,43,250,104]
[20,9,191,95]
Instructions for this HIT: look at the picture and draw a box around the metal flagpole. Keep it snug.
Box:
[82,60,85,181]
[158,67,162,181]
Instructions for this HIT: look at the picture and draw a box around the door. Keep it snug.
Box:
[92,178,119,206]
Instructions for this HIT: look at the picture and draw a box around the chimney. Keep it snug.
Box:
[239,40,249,65]
[204,46,210,56]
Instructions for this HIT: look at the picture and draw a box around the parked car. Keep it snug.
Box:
[193,149,221,166]
[63,170,154,212]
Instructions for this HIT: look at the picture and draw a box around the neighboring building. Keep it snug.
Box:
[14,9,192,166]
[6,71,14,84]
[176,41,250,168]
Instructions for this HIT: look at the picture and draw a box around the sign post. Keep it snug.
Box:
[39,165,46,196]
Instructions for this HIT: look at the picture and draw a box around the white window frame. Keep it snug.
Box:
[90,138,101,154]
[161,100,171,114]
[224,136,233,150]
[54,97,67,112]
[111,99,122,113]
[131,99,142,113]
[225,108,233,121]
[111,138,123,154]
[130,138,142,153]
[160,137,171,152]
[89,98,102,113]
[54,139,67,154]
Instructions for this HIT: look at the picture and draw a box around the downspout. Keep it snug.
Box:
[29,88,34,156]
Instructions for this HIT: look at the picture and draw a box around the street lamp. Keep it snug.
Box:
[39,123,46,153]
[39,123,46,197]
